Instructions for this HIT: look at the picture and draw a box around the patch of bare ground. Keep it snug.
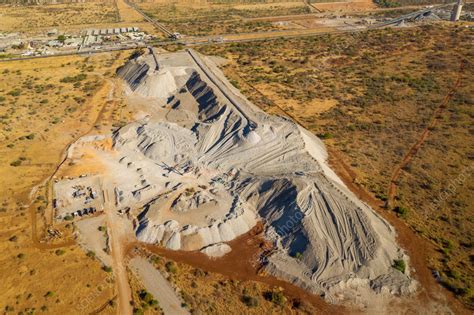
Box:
[195,23,473,309]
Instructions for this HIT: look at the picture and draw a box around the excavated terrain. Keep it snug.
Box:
[56,49,417,304]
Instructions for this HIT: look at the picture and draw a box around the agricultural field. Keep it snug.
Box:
[195,24,474,308]
[134,0,311,36]
[0,1,119,32]
[0,51,130,314]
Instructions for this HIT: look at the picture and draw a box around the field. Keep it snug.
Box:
[0,1,119,32]
[195,24,473,308]
[0,51,131,314]
[135,0,311,36]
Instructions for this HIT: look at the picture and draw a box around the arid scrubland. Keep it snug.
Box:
[0,1,119,32]
[136,0,310,36]
[195,24,474,307]
[0,52,130,314]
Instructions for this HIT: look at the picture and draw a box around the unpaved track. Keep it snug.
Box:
[386,60,465,208]
[130,257,189,315]
[103,186,133,315]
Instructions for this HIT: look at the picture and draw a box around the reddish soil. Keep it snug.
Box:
[136,222,345,314]
[327,147,470,314]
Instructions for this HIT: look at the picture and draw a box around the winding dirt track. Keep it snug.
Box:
[386,59,465,208]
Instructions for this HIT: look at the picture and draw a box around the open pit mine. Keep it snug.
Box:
[53,48,417,304]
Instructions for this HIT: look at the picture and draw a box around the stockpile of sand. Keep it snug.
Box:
[91,49,417,304]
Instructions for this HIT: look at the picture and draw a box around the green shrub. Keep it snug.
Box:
[317,132,333,140]
[86,250,96,258]
[375,193,388,201]
[264,290,286,306]
[165,261,177,274]
[7,89,21,97]
[10,160,22,167]
[138,289,158,306]
[132,308,144,315]
[102,265,113,272]
[446,269,461,280]
[394,206,408,218]
[55,249,65,256]
[60,74,87,83]
[392,259,406,273]
[241,295,259,307]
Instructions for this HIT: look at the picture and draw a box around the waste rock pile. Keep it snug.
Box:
[81,49,417,303]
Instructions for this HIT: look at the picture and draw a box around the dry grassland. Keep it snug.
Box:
[195,24,473,308]
[0,1,119,32]
[136,0,310,36]
[0,51,131,314]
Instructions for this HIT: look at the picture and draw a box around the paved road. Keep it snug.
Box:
[130,257,189,315]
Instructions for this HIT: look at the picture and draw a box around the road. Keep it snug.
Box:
[103,186,134,315]
[1,2,452,63]
[130,257,189,315]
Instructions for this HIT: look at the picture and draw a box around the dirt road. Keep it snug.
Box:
[130,257,189,315]
[386,60,465,208]
[104,186,133,315]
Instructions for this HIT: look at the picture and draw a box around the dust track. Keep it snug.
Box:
[386,59,465,208]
